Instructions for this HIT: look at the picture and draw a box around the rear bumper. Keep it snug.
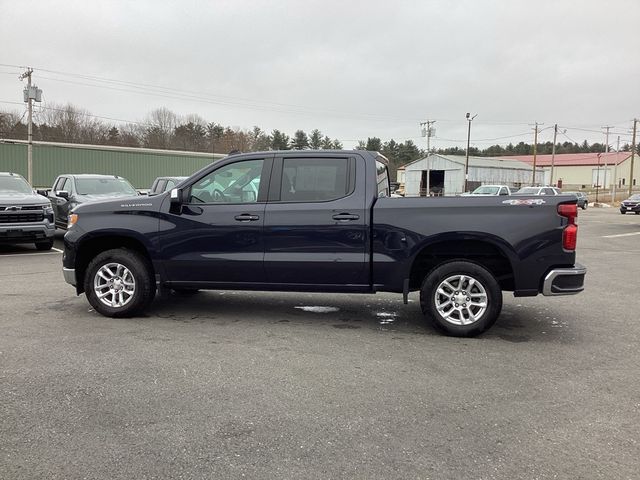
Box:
[542,263,586,296]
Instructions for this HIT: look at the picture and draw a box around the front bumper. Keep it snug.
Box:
[0,223,55,244]
[63,267,76,286]
[620,204,640,213]
[542,263,586,296]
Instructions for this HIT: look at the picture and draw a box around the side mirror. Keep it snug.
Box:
[241,190,256,203]
[57,190,69,200]
[170,188,184,205]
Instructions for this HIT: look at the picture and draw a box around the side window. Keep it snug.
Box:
[280,158,350,202]
[155,180,167,194]
[54,177,66,191]
[190,159,263,204]
[165,180,176,192]
[543,188,555,195]
[59,178,69,192]
[499,187,507,195]
[376,160,390,198]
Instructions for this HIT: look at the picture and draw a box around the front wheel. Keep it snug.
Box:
[420,261,502,337]
[84,248,155,317]
[620,211,627,215]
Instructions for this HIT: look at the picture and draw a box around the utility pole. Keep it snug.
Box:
[602,125,613,195]
[550,124,558,187]
[531,122,542,186]
[612,136,620,202]
[420,120,436,196]
[19,67,41,185]
[630,118,637,197]
[464,113,477,193]
[19,68,34,184]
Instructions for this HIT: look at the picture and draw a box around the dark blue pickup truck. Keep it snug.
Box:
[62,150,586,336]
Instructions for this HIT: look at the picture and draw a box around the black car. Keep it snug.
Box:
[48,174,138,229]
[149,176,188,195]
[620,194,640,214]
[565,191,588,210]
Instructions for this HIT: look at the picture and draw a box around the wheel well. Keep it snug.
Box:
[75,235,153,293]
[409,240,514,291]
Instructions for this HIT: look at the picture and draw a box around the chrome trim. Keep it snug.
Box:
[63,267,76,286]
[542,264,586,296]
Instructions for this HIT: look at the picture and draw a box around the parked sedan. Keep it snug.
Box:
[48,174,138,229]
[465,185,513,196]
[564,191,588,210]
[620,194,640,214]
[513,186,562,196]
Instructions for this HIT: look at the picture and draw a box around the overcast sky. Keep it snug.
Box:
[1,0,638,150]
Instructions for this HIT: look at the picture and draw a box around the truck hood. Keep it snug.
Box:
[72,193,163,214]
[0,191,50,206]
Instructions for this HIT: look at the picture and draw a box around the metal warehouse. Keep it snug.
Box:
[0,139,225,188]
[400,154,546,196]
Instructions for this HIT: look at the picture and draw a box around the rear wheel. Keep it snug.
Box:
[84,248,155,317]
[420,261,502,337]
[35,240,54,251]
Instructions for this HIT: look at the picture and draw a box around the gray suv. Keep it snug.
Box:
[0,172,55,250]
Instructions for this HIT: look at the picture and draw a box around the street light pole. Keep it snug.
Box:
[464,113,477,193]
[595,153,601,205]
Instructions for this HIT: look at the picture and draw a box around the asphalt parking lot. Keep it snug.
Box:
[1,207,639,480]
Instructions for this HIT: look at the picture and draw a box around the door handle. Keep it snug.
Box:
[234,214,260,222]
[332,213,360,221]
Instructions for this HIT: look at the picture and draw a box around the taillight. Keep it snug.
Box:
[558,203,578,250]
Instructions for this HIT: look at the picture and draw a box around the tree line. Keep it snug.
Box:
[1,104,635,181]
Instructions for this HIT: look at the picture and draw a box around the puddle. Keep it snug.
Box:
[295,306,339,313]
[376,312,398,325]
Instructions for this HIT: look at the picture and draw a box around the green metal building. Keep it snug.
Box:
[0,139,226,188]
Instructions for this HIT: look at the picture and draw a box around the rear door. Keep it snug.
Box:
[263,154,369,287]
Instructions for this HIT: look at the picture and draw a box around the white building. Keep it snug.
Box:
[401,154,546,196]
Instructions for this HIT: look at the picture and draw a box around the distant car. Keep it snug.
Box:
[0,172,56,250]
[47,174,138,229]
[564,191,588,210]
[465,185,513,196]
[513,186,562,196]
[620,194,640,215]
[149,176,188,195]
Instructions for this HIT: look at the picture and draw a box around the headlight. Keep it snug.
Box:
[67,213,78,229]
[41,204,55,222]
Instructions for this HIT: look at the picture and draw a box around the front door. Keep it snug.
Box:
[160,157,271,285]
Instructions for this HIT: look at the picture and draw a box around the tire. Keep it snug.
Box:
[620,211,626,215]
[35,240,54,251]
[420,261,502,337]
[84,248,155,317]
[581,203,587,210]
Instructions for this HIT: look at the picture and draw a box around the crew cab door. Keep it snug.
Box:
[159,156,272,284]
[263,154,369,287]
[48,176,72,228]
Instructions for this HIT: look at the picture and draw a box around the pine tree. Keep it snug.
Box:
[291,130,309,150]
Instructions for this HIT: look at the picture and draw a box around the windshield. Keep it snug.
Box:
[628,195,640,201]
[0,176,33,194]
[76,178,137,195]
[471,186,500,195]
